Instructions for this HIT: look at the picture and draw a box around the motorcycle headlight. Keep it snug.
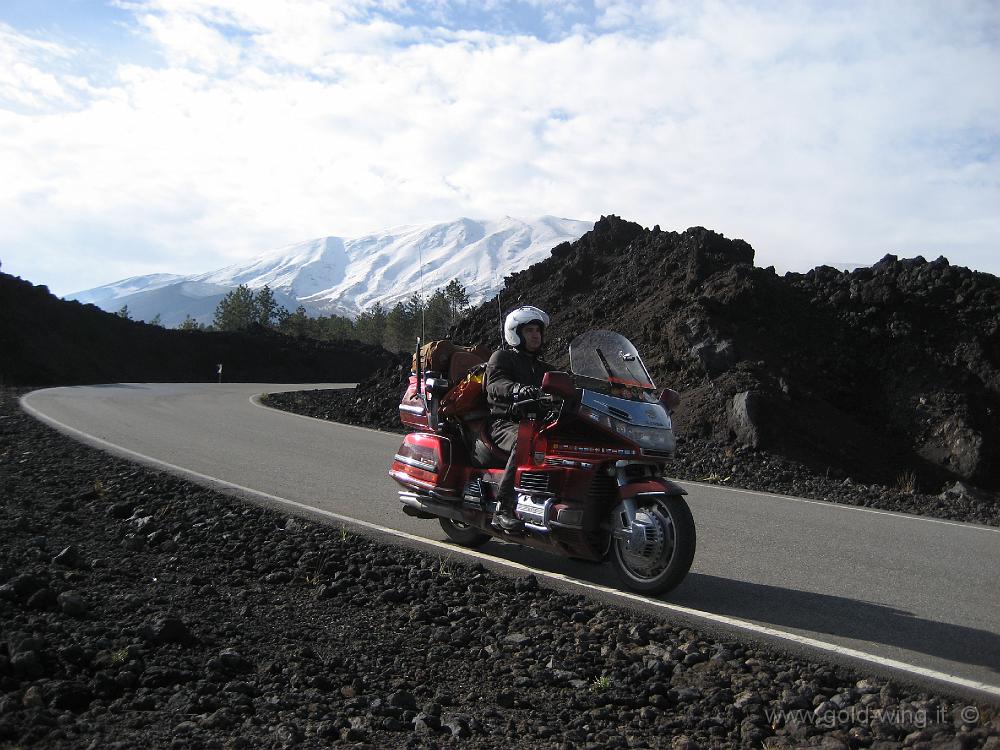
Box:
[579,405,616,432]
[624,424,675,452]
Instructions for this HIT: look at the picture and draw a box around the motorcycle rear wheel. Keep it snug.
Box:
[439,518,491,548]
[610,495,695,595]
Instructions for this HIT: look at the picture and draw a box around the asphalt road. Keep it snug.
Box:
[22,383,1000,702]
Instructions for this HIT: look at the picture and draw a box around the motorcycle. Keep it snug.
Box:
[388,330,695,595]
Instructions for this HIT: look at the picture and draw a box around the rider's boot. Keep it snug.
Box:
[492,446,523,531]
[493,494,523,532]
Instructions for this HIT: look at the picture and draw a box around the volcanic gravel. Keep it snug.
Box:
[6,391,995,749]
[262,371,1000,529]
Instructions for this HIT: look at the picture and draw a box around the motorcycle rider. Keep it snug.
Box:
[485,306,555,531]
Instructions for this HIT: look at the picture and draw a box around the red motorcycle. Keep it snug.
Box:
[389,330,695,595]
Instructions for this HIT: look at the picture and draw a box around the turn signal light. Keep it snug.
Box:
[659,388,681,411]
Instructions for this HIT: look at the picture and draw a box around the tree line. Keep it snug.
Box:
[126,279,472,352]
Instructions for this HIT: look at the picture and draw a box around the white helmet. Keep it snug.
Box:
[504,305,550,348]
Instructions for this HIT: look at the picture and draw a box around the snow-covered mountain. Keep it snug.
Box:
[67,216,592,328]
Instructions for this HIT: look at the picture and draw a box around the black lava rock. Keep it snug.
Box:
[0,389,995,750]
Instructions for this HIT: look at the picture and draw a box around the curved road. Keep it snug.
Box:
[22,383,1000,702]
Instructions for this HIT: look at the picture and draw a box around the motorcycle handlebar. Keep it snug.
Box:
[508,393,560,416]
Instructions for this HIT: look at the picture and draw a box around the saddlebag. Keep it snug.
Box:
[389,432,456,495]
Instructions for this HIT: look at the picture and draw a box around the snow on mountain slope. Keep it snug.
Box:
[66,216,591,326]
[194,236,351,300]
[69,273,186,307]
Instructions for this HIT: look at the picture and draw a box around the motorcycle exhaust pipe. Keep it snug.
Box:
[398,491,466,523]
[399,492,436,519]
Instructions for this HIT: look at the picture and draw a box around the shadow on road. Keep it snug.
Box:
[674,572,1000,674]
[461,540,999,674]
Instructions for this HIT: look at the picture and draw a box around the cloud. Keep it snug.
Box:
[133,10,242,71]
[0,0,998,296]
[0,23,82,110]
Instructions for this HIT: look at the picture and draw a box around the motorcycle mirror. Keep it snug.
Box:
[659,388,681,411]
[541,371,574,398]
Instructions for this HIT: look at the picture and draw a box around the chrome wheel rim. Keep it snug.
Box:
[615,500,677,581]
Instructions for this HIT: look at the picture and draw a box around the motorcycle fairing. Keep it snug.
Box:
[576,389,676,456]
[579,390,671,429]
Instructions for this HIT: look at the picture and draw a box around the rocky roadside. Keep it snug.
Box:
[262,379,1000,529]
[2,389,998,750]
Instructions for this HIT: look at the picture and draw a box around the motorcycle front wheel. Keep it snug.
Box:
[439,517,491,548]
[610,495,695,595]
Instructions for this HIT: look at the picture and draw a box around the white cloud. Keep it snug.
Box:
[0,23,81,110]
[134,10,242,71]
[0,0,998,296]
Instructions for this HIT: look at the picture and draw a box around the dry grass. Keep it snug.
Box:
[896,470,918,493]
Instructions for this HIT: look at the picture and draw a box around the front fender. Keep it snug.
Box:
[618,477,687,500]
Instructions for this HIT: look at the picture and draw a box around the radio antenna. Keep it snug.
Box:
[497,294,504,349]
[494,269,504,348]
[418,245,426,342]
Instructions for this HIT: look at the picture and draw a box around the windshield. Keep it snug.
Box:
[569,330,655,389]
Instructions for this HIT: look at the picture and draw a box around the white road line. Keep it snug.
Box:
[22,391,1000,700]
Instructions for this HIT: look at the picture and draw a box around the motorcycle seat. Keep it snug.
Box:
[466,419,508,469]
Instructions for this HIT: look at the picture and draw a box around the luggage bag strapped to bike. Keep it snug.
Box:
[410,340,491,373]
[411,339,456,374]
[438,362,488,419]
[400,340,492,429]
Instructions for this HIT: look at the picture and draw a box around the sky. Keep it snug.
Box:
[1,0,998,298]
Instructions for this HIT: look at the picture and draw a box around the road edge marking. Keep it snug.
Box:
[19,390,1000,701]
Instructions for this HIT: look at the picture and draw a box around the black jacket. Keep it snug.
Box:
[485,347,555,418]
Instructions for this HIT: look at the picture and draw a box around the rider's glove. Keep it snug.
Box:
[512,384,541,402]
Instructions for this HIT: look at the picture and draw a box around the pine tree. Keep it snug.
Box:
[424,289,451,340]
[443,279,470,311]
[254,285,280,327]
[354,303,387,346]
[177,315,203,331]
[213,285,256,331]
[404,293,425,342]
[321,315,354,340]
[443,279,470,334]
[282,306,310,338]
[383,302,413,353]
[116,305,131,320]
